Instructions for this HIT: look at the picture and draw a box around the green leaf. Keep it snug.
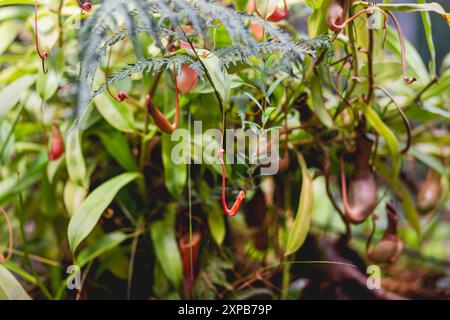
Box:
[285,152,314,255]
[374,1,449,26]
[76,231,128,268]
[0,20,20,56]
[422,72,450,101]
[198,50,231,103]
[0,75,34,118]
[66,128,87,188]
[68,172,140,252]
[63,180,87,216]
[409,147,447,177]
[94,94,135,133]
[0,0,35,5]
[2,261,36,285]
[309,74,334,128]
[417,0,436,76]
[307,0,331,38]
[207,202,225,245]
[361,102,400,178]
[195,74,245,94]
[262,107,276,126]
[305,0,323,9]
[150,206,183,289]
[98,130,137,172]
[162,128,187,199]
[0,265,32,300]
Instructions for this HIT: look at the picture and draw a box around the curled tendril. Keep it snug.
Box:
[216,148,246,216]
[34,0,48,74]
[374,85,412,154]
[0,207,13,264]
[386,11,416,84]
[77,0,92,13]
[330,6,379,30]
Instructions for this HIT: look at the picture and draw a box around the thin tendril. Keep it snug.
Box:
[386,11,416,84]
[34,0,48,75]
[374,85,412,154]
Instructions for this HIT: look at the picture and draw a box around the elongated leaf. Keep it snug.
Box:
[309,74,334,128]
[417,0,436,76]
[2,261,36,285]
[361,103,400,178]
[397,181,421,235]
[162,132,187,198]
[68,172,140,252]
[63,180,87,216]
[0,20,20,56]
[0,265,32,300]
[99,130,137,172]
[66,128,87,188]
[409,147,447,177]
[422,72,450,101]
[94,94,135,133]
[198,50,231,103]
[207,202,225,245]
[308,0,331,38]
[0,75,34,118]
[375,2,449,25]
[150,206,183,289]
[0,0,35,5]
[285,152,314,255]
[76,231,128,268]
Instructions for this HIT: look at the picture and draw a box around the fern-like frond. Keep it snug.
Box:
[216,39,315,68]
[74,0,333,133]
[93,54,195,97]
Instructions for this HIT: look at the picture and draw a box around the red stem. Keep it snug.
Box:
[34,0,48,75]
[331,7,375,30]
[217,149,245,216]
[386,11,416,84]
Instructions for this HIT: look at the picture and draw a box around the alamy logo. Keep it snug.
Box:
[366,265,381,290]
[169,122,281,175]
[66,265,81,290]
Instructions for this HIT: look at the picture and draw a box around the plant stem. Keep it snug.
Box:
[281,255,291,300]
[138,71,163,172]
[58,0,64,48]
